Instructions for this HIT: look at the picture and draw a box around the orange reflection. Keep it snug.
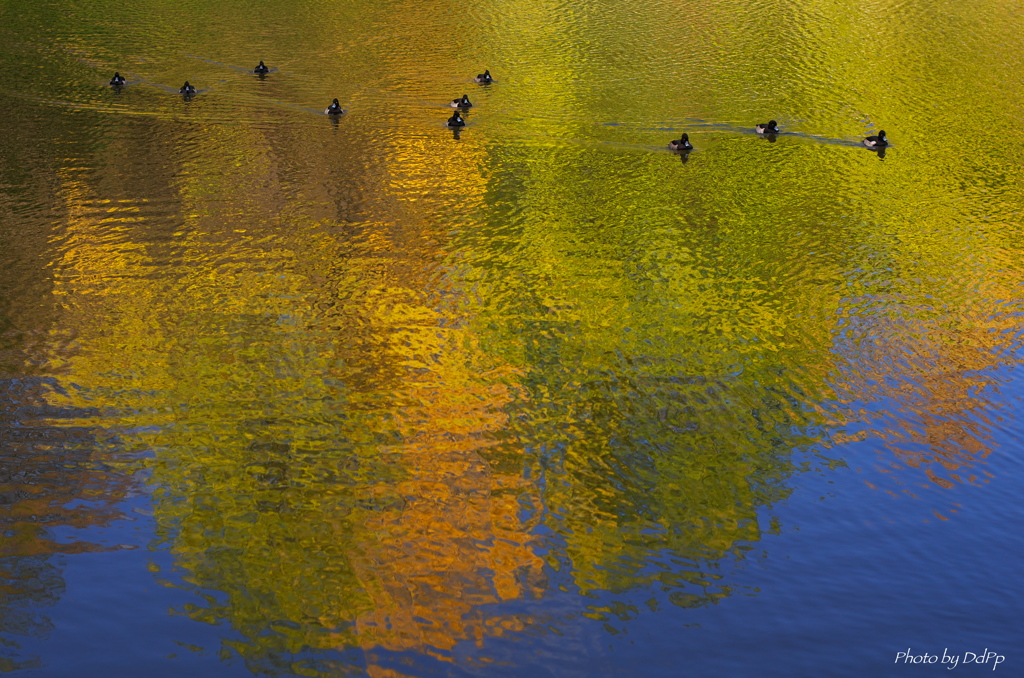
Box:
[834,299,1016,488]
[353,367,543,663]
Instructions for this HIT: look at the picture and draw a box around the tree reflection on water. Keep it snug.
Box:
[0,378,131,670]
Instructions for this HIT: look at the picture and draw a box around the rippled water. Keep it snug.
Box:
[2,0,1024,674]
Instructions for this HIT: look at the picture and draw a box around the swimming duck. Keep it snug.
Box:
[109,72,126,86]
[668,133,693,151]
[324,98,345,115]
[450,94,472,108]
[254,60,270,75]
[755,120,779,134]
[863,130,888,148]
[180,81,197,95]
[447,111,466,127]
[474,69,493,84]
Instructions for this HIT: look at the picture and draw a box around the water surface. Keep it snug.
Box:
[1,0,1023,674]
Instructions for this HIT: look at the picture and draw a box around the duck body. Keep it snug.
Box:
[180,81,196,95]
[668,133,693,151]
[450,94,472,108]
[474,69,493,84]
[324,98,345,115]
[755,120,779,134]
[109,72,126,86]
[863,130,888,148]
[447,111,466,127]
[254,60,270,74]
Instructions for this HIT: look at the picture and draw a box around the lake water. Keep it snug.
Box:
[1,0,1023,675]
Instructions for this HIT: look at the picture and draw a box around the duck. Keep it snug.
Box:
[324,98,345,115]
[474,69,493,84]
[755,120,779,134]
[254,60,270,75]
[180,81,197,95]
[447,111,466,127]
[863,130,888,148]
[450,94,472,108]
[668,133,693,151]
[109,72,126,87]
